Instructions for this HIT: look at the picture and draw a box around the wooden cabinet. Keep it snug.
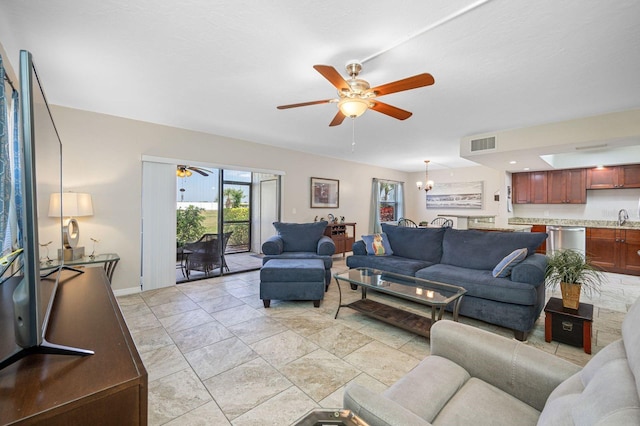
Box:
[512,171,547,204]
[586,228,640,275]
[0,268,148,425]
[324,222,356,257]
[547,169,586,204]
[531,224,547,253]
[587,164,640,189]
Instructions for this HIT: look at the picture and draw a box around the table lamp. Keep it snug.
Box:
[48,192,94,261]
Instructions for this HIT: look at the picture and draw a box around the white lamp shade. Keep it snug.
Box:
[338,98,369,118]
[49,192,94,218]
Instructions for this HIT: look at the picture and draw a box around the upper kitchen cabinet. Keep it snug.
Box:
[586,164,640,189]
[547,169,587,204]
[512,171,547,204]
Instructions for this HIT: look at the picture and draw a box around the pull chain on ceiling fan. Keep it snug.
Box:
[277,61,434,126]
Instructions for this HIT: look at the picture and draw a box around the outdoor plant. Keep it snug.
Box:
[176,205,206,246]
[545,249,603,309]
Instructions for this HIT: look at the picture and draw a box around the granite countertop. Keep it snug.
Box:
[468,223,532,232]
[509,217,640,230]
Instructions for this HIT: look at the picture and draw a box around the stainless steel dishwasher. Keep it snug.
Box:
[546,226,586,255]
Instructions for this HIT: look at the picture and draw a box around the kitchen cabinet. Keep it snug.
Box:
[512,171,547,204]
[324,222,356,257]
[531,224,547,253]
[587,164,640,189]
[547,169,586,204]
[586,228,640,275]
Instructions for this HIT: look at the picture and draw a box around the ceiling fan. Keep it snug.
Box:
[277,61,435,126]
[176,165,211,177]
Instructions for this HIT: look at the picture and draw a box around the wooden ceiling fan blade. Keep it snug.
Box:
[370,101,413,120]
[370,73,435,97]
[329,110,346,127]
[313,65,350,91]
[277,99,333,109]
[189,167,210,176]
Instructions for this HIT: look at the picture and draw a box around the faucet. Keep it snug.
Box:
[619,209,629,226]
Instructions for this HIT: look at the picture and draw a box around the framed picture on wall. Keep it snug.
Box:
[310,177,339,208]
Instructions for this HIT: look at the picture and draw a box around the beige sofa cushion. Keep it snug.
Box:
[538,298,640,425]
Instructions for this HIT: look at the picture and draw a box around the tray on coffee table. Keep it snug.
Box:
[334,267,466,337]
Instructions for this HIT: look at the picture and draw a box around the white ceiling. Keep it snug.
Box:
[1,0,639,172]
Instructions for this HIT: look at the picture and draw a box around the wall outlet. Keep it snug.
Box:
[292,208,297,214]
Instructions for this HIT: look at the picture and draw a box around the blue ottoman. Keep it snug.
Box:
[260,258,325,308]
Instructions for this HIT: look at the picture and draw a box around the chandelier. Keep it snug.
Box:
[416,160,434,192]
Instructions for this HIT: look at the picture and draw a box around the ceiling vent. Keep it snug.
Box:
[470,136,496,152]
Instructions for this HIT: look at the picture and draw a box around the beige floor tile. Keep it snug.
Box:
[274,312,337,337]
[197,294,246,313]
[141,344,191,382]
[203,358,292,420]
[142,286,193,307]
[131,325,174,354]
[148,368,212,425]
[306,324,373,358]
[124,311,163,334]
[164,401,231,426]
[118,299,153,318]
[184,337,258,381]
[158,308,215,334]
[150,298,200,319]
[227,316,289,345]
[279,349,361,402]
[211,304,265,326]
[250,330,319,368]
[343,341,420,386]
[319,372,389,409]
[169,320,234,353]
[231,386,318,426]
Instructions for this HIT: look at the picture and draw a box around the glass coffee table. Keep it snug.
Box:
[334,267,466,337]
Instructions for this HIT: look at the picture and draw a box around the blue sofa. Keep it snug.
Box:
[346,223,548,340]
[261,221,336,287]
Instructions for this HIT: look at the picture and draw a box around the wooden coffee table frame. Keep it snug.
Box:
[334,268,466,338]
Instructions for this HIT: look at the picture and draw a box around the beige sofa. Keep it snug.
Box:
[344,297,640,425]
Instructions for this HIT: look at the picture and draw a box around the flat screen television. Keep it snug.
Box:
[0,50,92,370]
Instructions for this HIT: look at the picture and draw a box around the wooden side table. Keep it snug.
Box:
[544,297,594,354]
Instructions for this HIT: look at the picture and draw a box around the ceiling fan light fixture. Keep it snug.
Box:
[338,97,369,118]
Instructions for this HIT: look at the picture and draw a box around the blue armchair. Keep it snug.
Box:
[261,221,335,286]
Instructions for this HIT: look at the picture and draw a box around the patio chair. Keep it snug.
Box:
[184,232,233,277]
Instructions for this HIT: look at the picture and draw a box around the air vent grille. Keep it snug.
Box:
[470,136,496,152]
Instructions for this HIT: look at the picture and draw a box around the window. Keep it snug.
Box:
[371,179,405,233]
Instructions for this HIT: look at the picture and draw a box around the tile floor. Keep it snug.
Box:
[117,258,640,425]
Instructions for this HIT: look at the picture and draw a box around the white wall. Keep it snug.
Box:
[406,165,506,225]
[51,106,409,293]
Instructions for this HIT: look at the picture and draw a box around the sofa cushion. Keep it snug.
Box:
[346,255,435,276]
[383,355,470,422]
[435,377,540,425]
[362,233,394,256]
[273,221,327,252]
[416,264,539,305]
[381,223,445,262]
[440,229,547,271]
[492,248,528,278]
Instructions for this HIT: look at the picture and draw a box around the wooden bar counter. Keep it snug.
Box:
[0,268,147,425]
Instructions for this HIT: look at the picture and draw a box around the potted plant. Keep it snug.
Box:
[545,249,603,310]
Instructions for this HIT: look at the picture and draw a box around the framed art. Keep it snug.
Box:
[426,181,484,209]
[310,177,339,208]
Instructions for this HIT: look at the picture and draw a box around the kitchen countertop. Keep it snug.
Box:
[468,223,532,232]
[509,217,640,230]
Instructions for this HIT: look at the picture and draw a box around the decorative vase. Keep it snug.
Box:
[560,281,581,310]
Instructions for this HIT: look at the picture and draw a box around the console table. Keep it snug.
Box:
[324,223,356,257]
[40,252,120,283]
[0,268,147,425]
